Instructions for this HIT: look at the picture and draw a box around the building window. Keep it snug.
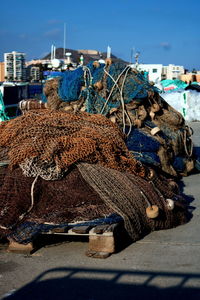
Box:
[152,69,157,73]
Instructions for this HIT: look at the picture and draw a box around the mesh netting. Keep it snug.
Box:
[78,163,188,241]
[0,109,147,180]
[0,165,114,240]
[41,62,195,177]
[0,163,188,244]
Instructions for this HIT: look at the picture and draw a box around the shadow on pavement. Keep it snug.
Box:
[2,267,200,300]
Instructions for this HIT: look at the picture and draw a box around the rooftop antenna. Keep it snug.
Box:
[54,45,56,59]
[50,44,56,60]
[135,51,140,65]
[63,23,66,60]
[51,44,53,61]
[130,47,135,64]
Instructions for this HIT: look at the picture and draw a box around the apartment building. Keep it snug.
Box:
[162,64,185,80]
[29,66,41,82]
[4,51,26,82]
[131,63,185,82]
[135,64,163,82]
[0,62,5,82]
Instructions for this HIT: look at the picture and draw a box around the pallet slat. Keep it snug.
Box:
[2,222,127,258]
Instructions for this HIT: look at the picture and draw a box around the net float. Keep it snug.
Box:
[146,205,159,219]
[166,199,175,210]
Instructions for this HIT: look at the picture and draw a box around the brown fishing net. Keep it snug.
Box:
[78,163,188,241]
[0,163,188,243]
[0,109,147,180]
[0,165,114,237]
[0,104,189,244]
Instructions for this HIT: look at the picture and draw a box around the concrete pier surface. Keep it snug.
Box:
[0,122,200,300]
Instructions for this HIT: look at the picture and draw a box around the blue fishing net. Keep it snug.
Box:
[172,156,187,173]
[52,62,158,115]
[41,62,197,175]
[58,67,84,102]
[8,214,123,244]
[126,128,160,152]
[130,151,161,167]
[126,127,162,168]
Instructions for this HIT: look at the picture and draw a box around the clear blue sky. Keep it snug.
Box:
[1,0,200,70]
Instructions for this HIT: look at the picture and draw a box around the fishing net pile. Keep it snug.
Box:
[41,61,196,177]
[0,163,188,244]
[0,109,189,244]
[0,109,147,180]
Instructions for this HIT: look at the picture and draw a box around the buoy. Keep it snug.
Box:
[149,111,155,120]
[73,104,78,112]
[168,180,179,193]
[151,103,160,113]
[94,81,103,91]
[109,107,118,115]
[93,61,100,68]
[110,116,116,123]
[19,100,26,111]
[80,105,86,112]
[105,58,112,66]
[134,119,142,128]
[147,168,156,180]
[64,105,73,112]
[81,86,86,91]
[146,205,159,219]
[186,159,194,173]
[166,199,175,210]
[138,105,147,121]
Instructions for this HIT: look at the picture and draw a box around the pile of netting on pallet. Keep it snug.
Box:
[0,109,189,244]
[42,61,198,177]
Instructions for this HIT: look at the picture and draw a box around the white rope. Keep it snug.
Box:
[82,66,93,87]
[183,130,193,157]
[101,65,129,114]
[120,66,132,135]
[0,175,39,230]
[101,65,133,135]
[18,175,39,221]
[0,224,8,230]
[140,190,151,207]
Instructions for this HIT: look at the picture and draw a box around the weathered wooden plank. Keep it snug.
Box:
[7,240,33,254]
[88,235,115,253]
[4,221,128,258]
[93,224,110,234]
[71,225,92,234]
[50,226,69,233]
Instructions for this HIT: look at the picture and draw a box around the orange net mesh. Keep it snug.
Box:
[0,109,147,179]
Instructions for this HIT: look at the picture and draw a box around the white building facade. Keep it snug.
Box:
[130,63,185,82]
[4,51,26,82]
[162,64,185,80]
[29,66,40,82]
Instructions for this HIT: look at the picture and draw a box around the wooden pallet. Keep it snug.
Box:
[4,222,131,258]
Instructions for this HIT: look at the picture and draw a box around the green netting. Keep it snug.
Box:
[0,91,9,122]
[161,79,187,92]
